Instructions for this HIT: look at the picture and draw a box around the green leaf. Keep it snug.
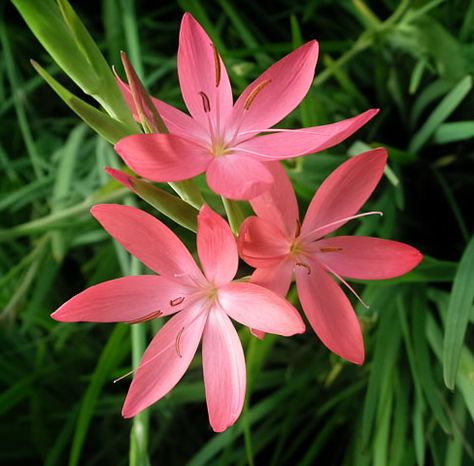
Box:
[132,178,199,232]
[31,61,135,144]
[409,75,472,153]
[434,121,474,144]
[69,324,129,466]
[12,0,136,125]
[443,235,474,389]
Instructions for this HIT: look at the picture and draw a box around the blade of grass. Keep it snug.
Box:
[408,75,472,153]
[69,324,129,466]
[443,235,474,389]
[0,25,44,179]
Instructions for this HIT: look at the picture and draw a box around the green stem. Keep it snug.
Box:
[129,257,150,466]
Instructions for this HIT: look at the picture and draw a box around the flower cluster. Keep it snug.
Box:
[52,13,422,432]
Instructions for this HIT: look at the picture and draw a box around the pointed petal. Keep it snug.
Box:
[91,204,204,286]
[232,41,318,135]
[115,73,209,143]
[218,282,305,336]
[295,259,364,364]
[238,216,290,268]
[206,154,273,200]
[236,109,379,159]
[122,305,207,417]
[51,276,191,322]
[301,148,388,239]
[251,261,294,297]
[249,162,299,237]
[197,206,238,286]
[178,13,233,129]
[202,307,246,432]
[115,133,212,182]
[315,236,423,280]
[105,167,136,192]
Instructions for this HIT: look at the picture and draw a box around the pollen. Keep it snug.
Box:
[175,327,184,358]
[170,297,185,306]
[212,43,221,87]
[244,79,271,110]
[319,247,343,253]
[198,91,211,113]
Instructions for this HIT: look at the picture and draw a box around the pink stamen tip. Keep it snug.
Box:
[198,91,211,113]
[296,262,312,275]
[319,247,343,253]
[211,43,221,87]
[175,327,185,358]
[323,263,369,309]
[125,310,163,324]
[244,79,272,110]
[170,297,185,307]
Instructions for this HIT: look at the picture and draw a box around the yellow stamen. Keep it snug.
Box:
[244,79,272,110]
[175,327,184,358]
[212,43,221,87]
[199,91,211,113]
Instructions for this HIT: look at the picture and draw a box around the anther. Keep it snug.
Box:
[296,262,312,275]
[125,310,163,324]
[211,43,221,87]
[319,247,343,253]
[244,79,271,110]
[170,297,185,307]
[175,327,184,358]
[198,91,211,113]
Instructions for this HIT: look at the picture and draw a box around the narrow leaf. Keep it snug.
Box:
[443,235,474,389]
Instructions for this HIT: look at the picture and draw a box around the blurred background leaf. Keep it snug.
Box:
[1,0,473,465]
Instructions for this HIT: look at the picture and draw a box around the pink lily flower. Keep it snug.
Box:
[52,204,304,432]
[238,149,423,364]
[115,13,379,200]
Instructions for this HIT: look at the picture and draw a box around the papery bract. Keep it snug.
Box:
[238,149,423,364]
[52,204,304,432]
[115,13,379,200]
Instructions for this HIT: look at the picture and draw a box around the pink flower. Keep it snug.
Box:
[238,149,423,364]
[52,204,304,432]
[115,13,379,200]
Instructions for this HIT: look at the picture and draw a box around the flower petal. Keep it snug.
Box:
[249,162,299,237]
[115,74,208,143]
[251,260,294,297]
[178,13,233,130]
[91,204,204,286]
[315,236,423,280]
[301,148,387,239]
[115,133,212,182]
[197,205,238,286]
[236,109,378,159]
[51,275,191,322]
[231,41,318,135]
[218,282,305,336]
[122,305,207,417]
[295,258,364,364]
[238,216,290,268]
[206,154,273,200]
[202,307,246,432]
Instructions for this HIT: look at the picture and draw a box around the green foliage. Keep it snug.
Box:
[1,0,473,465]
